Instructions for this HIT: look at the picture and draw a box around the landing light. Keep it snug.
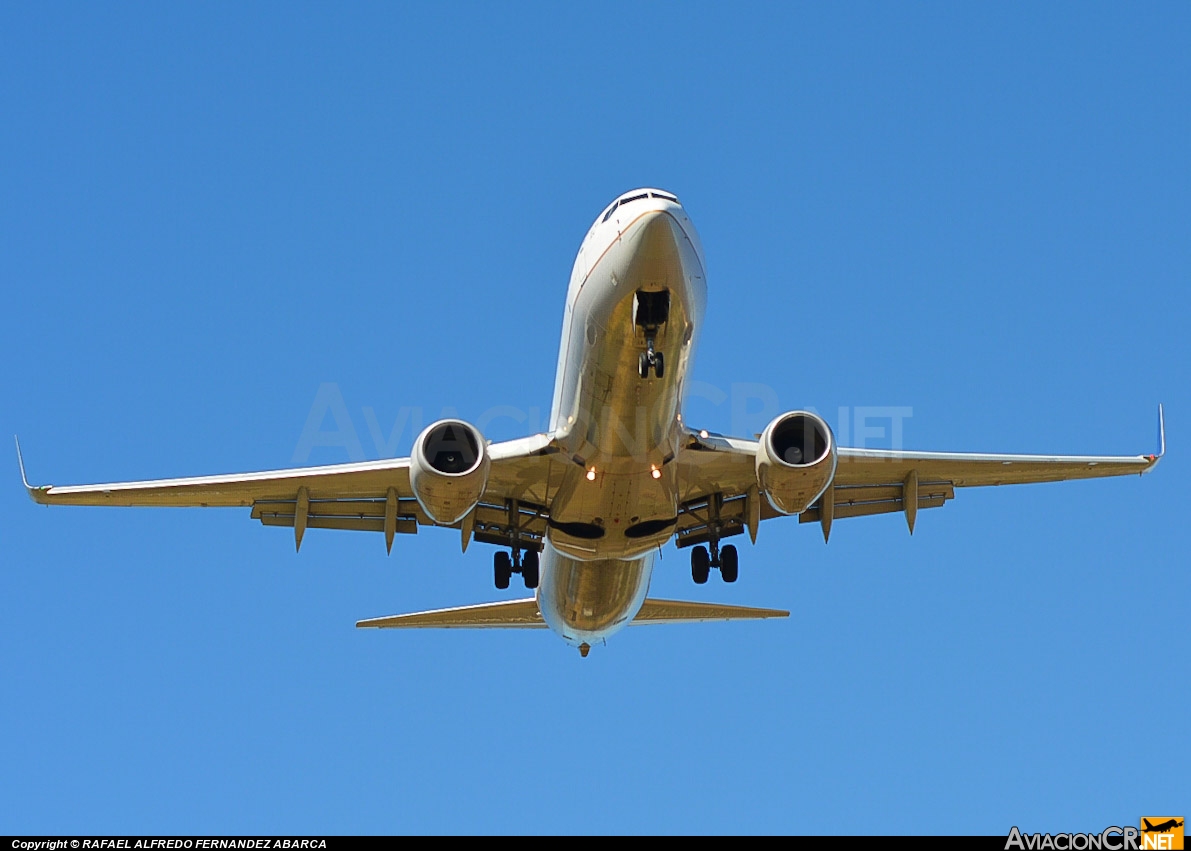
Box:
[586,468,597,482]
[650,466,662,480]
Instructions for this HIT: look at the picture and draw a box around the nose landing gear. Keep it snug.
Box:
[635,289,669,380]
[638,342,665,379]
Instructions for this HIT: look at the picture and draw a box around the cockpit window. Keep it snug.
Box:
[602,191,680,223]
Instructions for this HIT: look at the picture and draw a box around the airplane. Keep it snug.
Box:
[17,188,1165,656]
[1143,820,1183,834]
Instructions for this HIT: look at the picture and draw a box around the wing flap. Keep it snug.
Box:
[251,496,423,536]
[799,482,954,524]
[255,513,419,535]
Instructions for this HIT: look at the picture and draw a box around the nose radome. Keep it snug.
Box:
[628,210,683,259]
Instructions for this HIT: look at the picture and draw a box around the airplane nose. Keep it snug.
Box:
[627,210,683,260]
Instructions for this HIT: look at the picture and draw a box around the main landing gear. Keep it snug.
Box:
[494,548,539,590]
[492,498,540,590]
[688,491,739,584]
[691,541,739,584]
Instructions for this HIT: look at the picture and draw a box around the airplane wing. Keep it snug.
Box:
[16,433,561,552]
[674,406,1164,545]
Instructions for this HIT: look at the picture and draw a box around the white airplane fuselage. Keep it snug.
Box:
[536,190,707,647]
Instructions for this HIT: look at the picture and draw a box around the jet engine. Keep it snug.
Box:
[409,419,490,525]
[755,411,837,515]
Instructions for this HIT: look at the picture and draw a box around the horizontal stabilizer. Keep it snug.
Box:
[356,597,788,630]
[631,598,788,625]
[357,598,546,629]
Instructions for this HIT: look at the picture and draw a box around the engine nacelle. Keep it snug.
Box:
[755,411,838,515]
[409,419,490,525]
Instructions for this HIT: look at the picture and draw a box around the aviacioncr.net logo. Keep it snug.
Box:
[1005,826,1140,851]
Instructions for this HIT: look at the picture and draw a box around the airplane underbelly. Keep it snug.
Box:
[537,544,653,645]
[552,211,705,456]
[546,461,677,559]
[545,210,703,560]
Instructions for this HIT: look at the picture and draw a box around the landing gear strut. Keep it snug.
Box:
[688,493,741,584]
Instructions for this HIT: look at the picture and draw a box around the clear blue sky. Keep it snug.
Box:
[2,2,1187,835]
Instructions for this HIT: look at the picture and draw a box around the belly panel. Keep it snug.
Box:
[537,543,654,646]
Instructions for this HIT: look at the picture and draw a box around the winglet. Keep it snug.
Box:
[14,436,43,503]
[1144,404,1165,473]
